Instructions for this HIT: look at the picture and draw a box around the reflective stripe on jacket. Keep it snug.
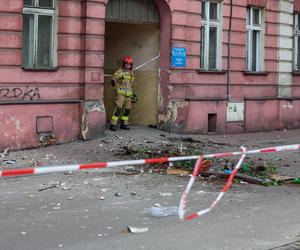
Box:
[112,69,134,96]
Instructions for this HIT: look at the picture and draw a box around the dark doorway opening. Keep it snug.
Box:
[208,113,217,133]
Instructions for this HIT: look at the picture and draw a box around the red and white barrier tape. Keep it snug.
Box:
[0,143,299,221]
[178,144,300,221]
[0,156,198,178]
[179,147,247,220]
[0,144,299,179]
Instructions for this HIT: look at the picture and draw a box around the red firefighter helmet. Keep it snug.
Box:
[123,56,134,65]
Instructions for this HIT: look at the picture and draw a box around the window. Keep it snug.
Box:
[22,0,57,69]
[293,13,300,71]
[246,7,263,72]
[200,1,222,70]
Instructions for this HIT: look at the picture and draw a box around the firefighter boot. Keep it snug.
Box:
[120,109,130,130]
[110,107,122,131]
[120,120,130,130]
[109,124,118,131]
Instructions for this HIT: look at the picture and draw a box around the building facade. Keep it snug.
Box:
[0,0,300,149]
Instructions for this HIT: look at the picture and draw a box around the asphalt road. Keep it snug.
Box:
[0,127,300,250]
[0,170,299,250]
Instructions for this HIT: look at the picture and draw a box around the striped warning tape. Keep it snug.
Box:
[0,156,198,177]
[178,144,300,221]
[0,143,299,222]
[179,147,246,220]
[0,144,299,179]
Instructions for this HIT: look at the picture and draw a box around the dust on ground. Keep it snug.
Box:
[0,126,299,250]
[1,126,300,181]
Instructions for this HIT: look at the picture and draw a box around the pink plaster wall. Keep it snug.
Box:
[279,100,300,129]
[245,100,279,132]
[245,100,300,132]
[0,0,106,86]
[169,0,298,135]
[1,0,300,148]
[0,104,80,149]
[292,75,300,97]
[0,0,106,149]
[294,0,300,11]
[183,101,227,134]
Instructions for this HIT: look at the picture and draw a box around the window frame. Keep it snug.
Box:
[293,12,300,71]
[22,0,57,70]
[200,1,222,71]
[246,6,264,72]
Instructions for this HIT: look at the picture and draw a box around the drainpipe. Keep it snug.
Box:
[227,0,233,101]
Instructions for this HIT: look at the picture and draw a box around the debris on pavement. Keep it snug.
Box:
[284,178,300,184]
[144,206,178,217]
[199,159,212,173]
[2,160,16,165]
[115,134,123,139]
[61,182,72,191]
[39,133,57,146]
[115,170,140,175]
[115,192,122,197]
[42,154,57,160]
[291,178,300,184]
[166,169,189,175]
[199,171,273,185]
[159,192,172,197]
[127,226,149,234]
[270,174,293,182]
[38,181,72,192]
[38,185,57,192]
[124,165,135,171]
[0,148,9,158]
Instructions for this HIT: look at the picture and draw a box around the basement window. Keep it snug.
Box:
[293,13,300,71]
[22,0,57,69]
[200,1,222,70]
[246,7,264,72]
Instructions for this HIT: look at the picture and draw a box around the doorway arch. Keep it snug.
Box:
[103,0,171,126]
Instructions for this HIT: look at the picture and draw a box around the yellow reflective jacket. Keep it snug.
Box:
[112,69,135,97]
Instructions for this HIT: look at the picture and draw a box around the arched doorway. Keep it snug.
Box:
[103,0,171,127]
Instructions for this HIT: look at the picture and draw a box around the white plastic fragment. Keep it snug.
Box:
[144,206,178,217]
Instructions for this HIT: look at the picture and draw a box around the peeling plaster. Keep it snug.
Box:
[81,99,105,140]
[158,100,187,132]
[0,116,24,142]
[282,104,293,109]
[10,116,24,133]
[4,116,23,133]
[85,99,106,113]
[81,110,89,141]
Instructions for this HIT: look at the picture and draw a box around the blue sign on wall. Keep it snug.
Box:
[171,47,186,67]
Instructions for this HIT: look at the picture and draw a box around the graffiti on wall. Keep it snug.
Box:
[0,87,40,100]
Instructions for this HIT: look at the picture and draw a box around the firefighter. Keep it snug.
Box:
[110,56,135,131]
